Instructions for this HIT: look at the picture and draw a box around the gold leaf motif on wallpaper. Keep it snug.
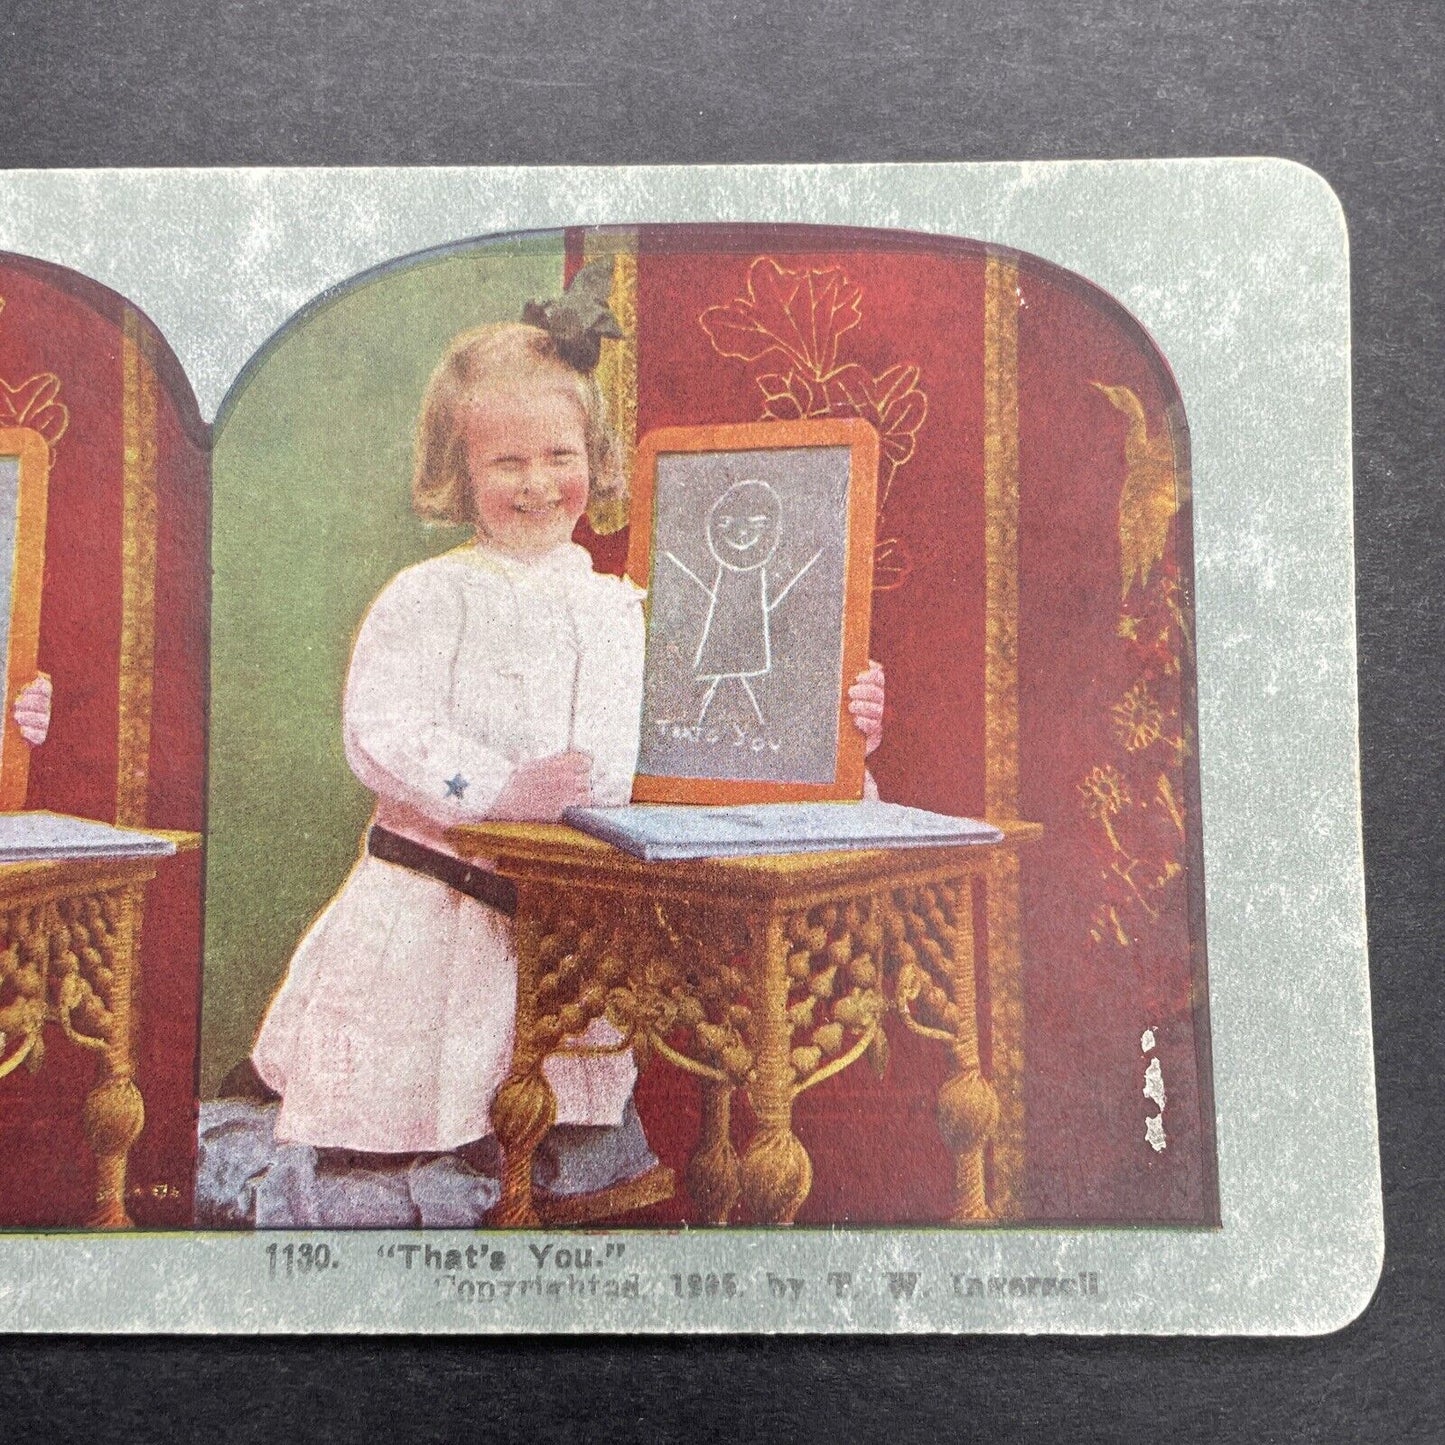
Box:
[0,295,69,454]
[0,372,69,451]
[700,257,864,375]
[701,257,929,592]
[756,368,832,420]
[1091,382,1176,599]
[1078,386,1190,973]
[828,362,928,480]
[1111,680,1164,753]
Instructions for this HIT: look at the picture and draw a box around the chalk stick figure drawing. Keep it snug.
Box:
[663,479,823,726]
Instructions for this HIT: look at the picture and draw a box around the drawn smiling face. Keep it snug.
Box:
[706,480,780,571]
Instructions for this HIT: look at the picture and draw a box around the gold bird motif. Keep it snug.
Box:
[1091,382,1178,598]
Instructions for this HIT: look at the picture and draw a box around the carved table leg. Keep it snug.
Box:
[488,899,556,1227]
[85,1077,145,1229]
[934,878,999,1222]
[85,884,146,1229]
[687,1080,740,1224]
[739,911,812,1224]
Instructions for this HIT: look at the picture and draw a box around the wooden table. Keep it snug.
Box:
[453,820,1041,1227]
[0,833,200,1227]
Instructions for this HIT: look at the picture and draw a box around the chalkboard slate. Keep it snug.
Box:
[626,419,878,803]
[0,429,49,810]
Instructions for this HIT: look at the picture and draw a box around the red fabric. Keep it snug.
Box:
[128,361,210,1226]
[0,257,208,1227]
[576,224,1215,1225]
[1016,267,1214,1221]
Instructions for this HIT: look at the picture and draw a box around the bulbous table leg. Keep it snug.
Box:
[84,883,146,1229]
[938,1058,999,1222]
[490,1069,556,1227]
[936,877,997,1221]
[85,1076,144,1228]
[687,1081,741,1224]
[739,912,812,1224]
[488,903,555,1227]
[739,1122,812,1224]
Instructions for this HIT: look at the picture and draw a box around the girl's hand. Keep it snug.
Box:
[489,750,593,822]
[12,674,51,746]
[848,660,885,756]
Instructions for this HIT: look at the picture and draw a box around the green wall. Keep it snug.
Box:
[201,235,566,1095]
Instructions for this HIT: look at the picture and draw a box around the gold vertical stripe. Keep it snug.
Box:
[982,253,1025,1216]
[985,853,1024,1217]
[583,230,639,535]
[984,253,1020,819]
[117,307,159,827]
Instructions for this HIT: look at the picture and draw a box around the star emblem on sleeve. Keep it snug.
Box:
[443,773,469,800]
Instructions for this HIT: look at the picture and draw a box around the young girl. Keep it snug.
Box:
[251,316,646,1158]
[249,297,888,1179]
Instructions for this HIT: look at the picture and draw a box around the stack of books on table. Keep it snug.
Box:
[562,800,1003,862]
[0,812,178,864]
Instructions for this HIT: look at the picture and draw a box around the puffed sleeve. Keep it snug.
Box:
[573,577,646,807]
[343,564,516,823]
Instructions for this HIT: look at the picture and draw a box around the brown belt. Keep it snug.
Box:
[366,825,518,917]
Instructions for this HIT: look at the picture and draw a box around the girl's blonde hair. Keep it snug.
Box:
[412,322,625,529]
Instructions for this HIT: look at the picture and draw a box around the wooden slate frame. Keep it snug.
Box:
[625,416,879,804]
[0,428,49,811]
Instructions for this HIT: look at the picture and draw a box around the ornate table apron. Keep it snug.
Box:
[456,821,1039,1227]
[0,841,197,1228]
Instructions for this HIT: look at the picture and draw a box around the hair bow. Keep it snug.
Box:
[523,256,625,372]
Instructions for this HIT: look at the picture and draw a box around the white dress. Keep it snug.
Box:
[252,541,646,1152]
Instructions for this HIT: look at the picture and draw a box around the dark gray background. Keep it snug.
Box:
[1,1,1440,1440]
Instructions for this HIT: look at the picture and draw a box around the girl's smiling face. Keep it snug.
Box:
[461,383,590,557]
